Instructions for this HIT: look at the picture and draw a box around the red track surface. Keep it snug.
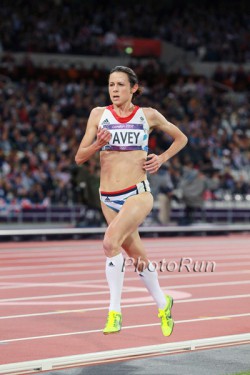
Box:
[0,234,249,365]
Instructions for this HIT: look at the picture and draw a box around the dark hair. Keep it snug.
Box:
[109,66,142,97]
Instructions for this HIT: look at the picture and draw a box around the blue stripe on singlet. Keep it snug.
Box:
[105,203,120,212]
[113,200,125,205]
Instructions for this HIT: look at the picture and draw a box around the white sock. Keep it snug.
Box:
[138,262,166,309]
[105,253,125,313]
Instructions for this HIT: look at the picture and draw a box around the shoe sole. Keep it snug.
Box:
[103,329,121,335]
[169,297,174,335]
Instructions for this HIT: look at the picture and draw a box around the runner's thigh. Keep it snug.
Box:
[106,192,153,244]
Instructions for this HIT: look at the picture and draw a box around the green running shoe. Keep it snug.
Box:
[158,295,174,337]
[103,311,122,335]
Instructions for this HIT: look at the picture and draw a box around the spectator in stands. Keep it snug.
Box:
[178,161,217,225]
[1,1,250,62]
[148,165,175,225]
[0,60,249,211]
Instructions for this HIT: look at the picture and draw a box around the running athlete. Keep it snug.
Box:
[75,66,188,336]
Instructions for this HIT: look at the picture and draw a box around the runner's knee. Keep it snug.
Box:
[103,231,121,257]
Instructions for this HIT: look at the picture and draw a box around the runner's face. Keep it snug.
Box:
[109,72,135,105]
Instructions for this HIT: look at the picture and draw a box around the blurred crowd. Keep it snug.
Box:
[0,0,249,62]
[0,61,249,221]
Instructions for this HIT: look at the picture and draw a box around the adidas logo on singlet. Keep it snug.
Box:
[105,196,110,202]
[102,118,110,124]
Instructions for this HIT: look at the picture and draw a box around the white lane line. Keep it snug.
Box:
[0,261,249,288]
[0,333,249,375]
[0,280,249,302]
[0,294,249,319]
[1,259,250,274]
[0,244,100,252]
[0,294,249,310]
[1,236,250,247]
[0,244,250,262]
[0,313,249,343]
[1,244,249,259]
[0,282,110,290]
[1,238,250,255]
[0,269,249,282]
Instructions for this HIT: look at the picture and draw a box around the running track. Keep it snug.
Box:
[0,234,250,369]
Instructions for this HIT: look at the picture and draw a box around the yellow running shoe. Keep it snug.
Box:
[103,311,122,335]
[158,295,174,337]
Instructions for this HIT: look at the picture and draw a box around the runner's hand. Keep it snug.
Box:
[143,154,163,174]
[95,127,112,148]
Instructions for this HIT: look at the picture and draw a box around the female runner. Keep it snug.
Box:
[75,66,188,336]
